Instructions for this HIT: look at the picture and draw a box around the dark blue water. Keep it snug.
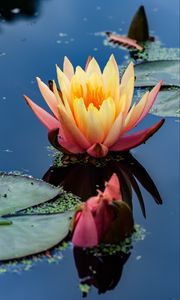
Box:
[0,0,179,299]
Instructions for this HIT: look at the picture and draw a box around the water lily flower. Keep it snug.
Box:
[71,174,134,248]
[24,55,164,157]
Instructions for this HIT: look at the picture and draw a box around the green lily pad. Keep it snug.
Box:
[150,89,180,117]
[0,173,61,216]
[0,212,72,260]
[135,60,180,87]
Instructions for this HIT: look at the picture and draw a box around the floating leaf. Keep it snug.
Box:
[0,212,72,260]
[150,89,180,117]
[128,5,150,42]
[106,32,143,51]
[134,60,180,87]
[0,173,61,216]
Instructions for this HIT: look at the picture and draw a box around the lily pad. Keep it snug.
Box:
[0,173,61,216]
[150,89,180,117]
[134,60,180,87]
[0,212,72,260]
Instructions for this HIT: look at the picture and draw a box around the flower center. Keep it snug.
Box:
[85,83,105,109]
[71,74,106,110]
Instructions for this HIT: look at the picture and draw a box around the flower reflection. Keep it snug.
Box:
[43,151,162,218]
[25,55,164,157]
[73,246,131,296]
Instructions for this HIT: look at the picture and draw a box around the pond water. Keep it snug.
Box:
[0,0,179,299]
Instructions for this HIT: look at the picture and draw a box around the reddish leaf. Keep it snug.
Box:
[106,32,143,51]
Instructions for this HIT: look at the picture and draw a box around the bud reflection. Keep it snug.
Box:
[73,246,131,296]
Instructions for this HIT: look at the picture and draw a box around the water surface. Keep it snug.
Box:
[0,0,179,299]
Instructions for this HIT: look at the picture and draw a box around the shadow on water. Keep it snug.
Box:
[43,151,162,218]
[0,0,44,21]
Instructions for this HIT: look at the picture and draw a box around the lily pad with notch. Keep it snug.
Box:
[0,173,78,261]
[0,212,73,261]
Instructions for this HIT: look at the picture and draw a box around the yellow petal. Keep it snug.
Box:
[86,103,105,144]
[123,104,136,129]
[56,64,72,108]
[104,112,123,147]
[36,77,59,119]
[103,55,119,106]
[86,57,102,77]
[123,91,149,133]
[120,62,134,86]
[58,105,90,149]
[52,80,63,104]
[87,73,103,97]
[120,77,134,116]
[103,55,119,82]
[109,54,119,76]
[75,66,87,84]
[63,56,74,80]
[120,62,135,115]
[53,80,75,120]
[56,64,70,92]
[70,75,83,99]
[99,98,116,136]
[54,78,75,121]
[73,98,88,135]
[84,73,104,108]
[75,66,88,97]
[116,93,127,115]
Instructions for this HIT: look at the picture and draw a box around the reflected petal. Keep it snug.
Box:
[103,173,122,201]
[72,204,98,247]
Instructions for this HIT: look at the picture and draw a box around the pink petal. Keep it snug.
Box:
[24,95,59,131]
[87,143,108,158]
[110,119,165,152]
[103,173,122,201]
[58,133,85,154]
[87,196,101,211]
[134,81,163,126]
[72,204,98,248]
[104,112,123,147]
[36,77,59,119]
[48,128,83,153]
[58,120,86,153]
